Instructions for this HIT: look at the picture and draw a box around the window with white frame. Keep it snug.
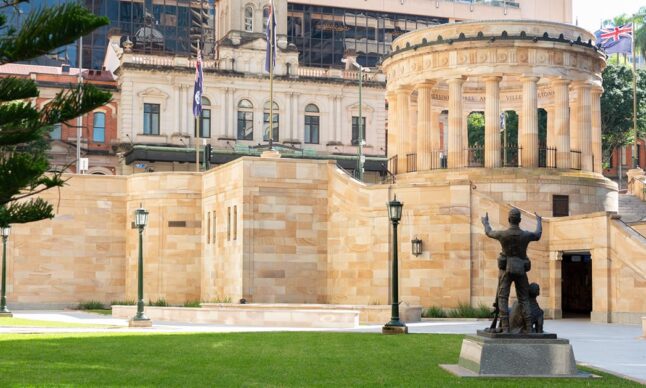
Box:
[237,99,254,140]
[244,6,254,32]
[304,104,320,144]
[263,101,279,142]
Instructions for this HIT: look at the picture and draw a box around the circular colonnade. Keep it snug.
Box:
[382,20,606,175]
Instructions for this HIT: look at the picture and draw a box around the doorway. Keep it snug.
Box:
[561,252,592,318]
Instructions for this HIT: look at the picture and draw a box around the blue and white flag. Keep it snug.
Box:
[193,48,203,118]
[595,23,633,55]
[265,0,276,72]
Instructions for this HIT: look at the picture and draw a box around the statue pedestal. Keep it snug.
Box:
[441,333,592,378]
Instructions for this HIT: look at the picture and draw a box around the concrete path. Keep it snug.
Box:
[2,311,645,383]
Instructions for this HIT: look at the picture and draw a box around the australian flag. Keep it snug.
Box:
[265,0,276,72]
[192,48,203,118]
[595,23,633,55]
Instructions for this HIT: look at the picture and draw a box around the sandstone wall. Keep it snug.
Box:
[7,175,127,307]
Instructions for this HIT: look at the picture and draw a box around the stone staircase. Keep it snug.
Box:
[618,193,646,223]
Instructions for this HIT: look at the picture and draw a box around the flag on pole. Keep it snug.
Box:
[595,23,633,55]
[265,0,276,72]
[193,47,203,118]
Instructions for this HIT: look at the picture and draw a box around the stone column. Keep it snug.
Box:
[484,76,502,168]
[430,109,442,169]
[592,86,603,173]
[396,87,413,173]
[552,80,570,169]
[546,105,555,167]
[409,98,418,171]
[574,81,593,172]
[520,76,539,168]
[416,82,435,171]
[447,77,465,168]
[386,92,397,159]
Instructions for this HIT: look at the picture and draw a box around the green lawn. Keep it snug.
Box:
[0,332,638,387]
[0,317,113,328]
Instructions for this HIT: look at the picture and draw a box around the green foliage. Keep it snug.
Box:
[209,295,232,303]
[467,112,485,147]
[110,300,136,306]
[148,298,168,307]
[422,306,447,318]
[182,300,202,308]
[0,2,111,228]
[76,300,106,310]
[600,64,646,164]
[0,332,636,386]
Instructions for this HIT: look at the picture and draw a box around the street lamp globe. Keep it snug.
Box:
[1,226,9,238]
[387,196,403,223]
[134,205,149,229]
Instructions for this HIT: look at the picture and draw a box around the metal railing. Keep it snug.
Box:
[570,150,582,171]
[539,147,557,168]
[467,146,484,168]
[501,145,521,167]
[387,155,398,175]
[430,150,448,170]
[406,153,417,173]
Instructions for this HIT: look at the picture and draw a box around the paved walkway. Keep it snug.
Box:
[2,311,645,383]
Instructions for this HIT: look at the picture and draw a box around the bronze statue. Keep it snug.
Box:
[510,282,544,333]
[481,208,542,333]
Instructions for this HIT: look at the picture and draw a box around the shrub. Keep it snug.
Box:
[423,306,447,318]
[110,300,136,306]
[149,298,168,307]
[209,296,232,304]
[183,300,201,308]
[447,302,493,318]
[77,301,106,310]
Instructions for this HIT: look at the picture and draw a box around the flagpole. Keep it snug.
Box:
[269,9,274,151]
[195,39,201,172]
[632,21,638,169]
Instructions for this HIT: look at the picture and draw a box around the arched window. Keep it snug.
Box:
[237,99,254,140]
[199,97,211,138]
[92,112,106,143]
[304,104,319,144]
[50,123,62,140]
[263,101,279,142]
[263,6,270,28]
[244,6,254,32]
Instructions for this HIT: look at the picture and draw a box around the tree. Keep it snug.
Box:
[600,64,646,164]
[633,7,646,58]
[0,2,111,228]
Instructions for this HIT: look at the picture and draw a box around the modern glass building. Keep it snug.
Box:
[287,4,447,68]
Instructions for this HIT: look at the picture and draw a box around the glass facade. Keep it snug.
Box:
[287,4,448,68]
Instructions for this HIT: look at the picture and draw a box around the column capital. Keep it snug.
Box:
[396,85,415,94]
[415,80,437,90]
[519,75,540,83]
[571,80,593,89]
[446,76,466,85]
[549,78,571,87]
[591,85,604,95]
[482,75,503,83]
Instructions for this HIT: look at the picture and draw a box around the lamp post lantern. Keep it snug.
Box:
[383,196,407,334]
[342,57,370,181]
[0,226,12,317]
[130,204,151,327]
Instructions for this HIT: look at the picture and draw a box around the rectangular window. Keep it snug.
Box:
[207,211,211,244]
[199,109,211,138]
[143,103,160,135]
[227,206,231,241]
[92,112,106,143]
[304,115,319,144]
[263,113,279,142]
[212,211,217,244]
[553,195,569,217]
[352,116,366,145]
[51,123,62,140]
[237,111,253,140]
[233,205,237,240]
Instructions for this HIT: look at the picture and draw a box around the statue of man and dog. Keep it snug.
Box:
[482,208,544,334]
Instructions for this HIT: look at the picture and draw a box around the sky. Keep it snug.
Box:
[572,0,644,33]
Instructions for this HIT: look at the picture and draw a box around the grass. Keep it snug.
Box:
[0,332,638,387]
[148,298,168,307]
[0,317,112,328]
[182,300,202,308]
[77,300,106,310]
[84,309,112,316]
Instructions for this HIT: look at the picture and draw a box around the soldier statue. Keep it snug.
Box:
[481,208,542,333]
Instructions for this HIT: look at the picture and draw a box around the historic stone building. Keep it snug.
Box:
[4,20,646,326]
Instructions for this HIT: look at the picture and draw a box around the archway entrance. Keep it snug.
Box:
[561,252,592,318]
